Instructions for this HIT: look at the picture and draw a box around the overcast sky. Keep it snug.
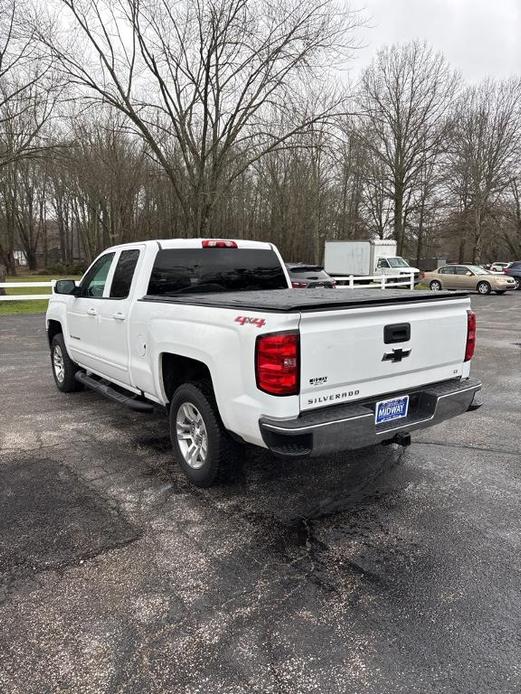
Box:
[352,0,521,82]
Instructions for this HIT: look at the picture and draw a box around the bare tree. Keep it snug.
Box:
[35,0,361,235]
[0,0,60,271]
[359,41,459,255]
[0,1,57,166]
[359,143,392,239]
[328,123,367,241]
[498,173,521,257]
[448,79,521,262]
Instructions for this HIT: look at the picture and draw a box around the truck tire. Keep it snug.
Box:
[477,281,491,295]
[51,334,83,392]
[169,381,236,487]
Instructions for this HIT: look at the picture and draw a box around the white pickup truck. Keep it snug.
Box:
[46,239,482,486]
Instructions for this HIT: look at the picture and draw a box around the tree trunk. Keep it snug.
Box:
[26,249,37,271]
[415,200,425,267]
[0,264,6,295]
[472,208,482,264]
[43,224,48,269]
[7,252,16,275]
[458,236,466,264]
[394,183,404,254]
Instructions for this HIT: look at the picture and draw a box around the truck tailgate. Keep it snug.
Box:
[299,296,470,411]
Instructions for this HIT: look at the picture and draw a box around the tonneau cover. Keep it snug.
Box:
[141,288,467,313]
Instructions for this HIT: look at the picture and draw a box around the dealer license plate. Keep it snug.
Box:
[375,395,409,424]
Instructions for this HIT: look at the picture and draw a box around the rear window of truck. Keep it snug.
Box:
[147,248,288,295]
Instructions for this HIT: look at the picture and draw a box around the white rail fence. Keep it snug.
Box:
[0,272,417,301]
[332,272,416,289]
[0,280,56,301]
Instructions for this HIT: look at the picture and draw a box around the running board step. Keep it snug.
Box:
[75,372,154,412]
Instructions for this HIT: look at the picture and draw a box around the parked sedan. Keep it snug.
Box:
[504,260,521,290]
[489,261,511,273]
[424,264,516,294]
[286,263,336,288]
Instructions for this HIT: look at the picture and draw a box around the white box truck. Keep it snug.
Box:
[324,240,420,282]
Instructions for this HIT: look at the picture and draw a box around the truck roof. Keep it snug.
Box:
[142,288,467,313]
[325,239,396,247]
[103,239,274,252]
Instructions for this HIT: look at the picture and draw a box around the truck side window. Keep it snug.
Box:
[81,253,115,298]
[377,258,389,268]
[110,250,140,298]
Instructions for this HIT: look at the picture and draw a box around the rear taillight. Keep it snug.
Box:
[291,281,307,288]
[255,331,299,396]
[504,267,512,274]
[419,271,425,280]
[202,239,238,248]
[465,310,476,361]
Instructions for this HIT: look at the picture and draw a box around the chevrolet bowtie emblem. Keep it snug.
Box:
[382,348,411,363]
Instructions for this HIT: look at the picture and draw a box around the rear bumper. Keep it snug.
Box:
[259,377,482,457]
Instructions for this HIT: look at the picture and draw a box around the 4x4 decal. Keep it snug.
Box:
[235,316,266,328]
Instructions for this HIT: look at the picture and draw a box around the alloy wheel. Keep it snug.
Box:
[53,344,65,383]
[175,402,208,469]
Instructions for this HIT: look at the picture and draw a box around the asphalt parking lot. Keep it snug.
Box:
[1,292,520,693]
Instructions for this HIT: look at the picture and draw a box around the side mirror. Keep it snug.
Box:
[465,271,472,276]
[54,279,79,295]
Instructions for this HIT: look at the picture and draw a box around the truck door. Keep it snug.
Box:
[67,252,116,372]
[94,247,142,386]
[375,257,392,276]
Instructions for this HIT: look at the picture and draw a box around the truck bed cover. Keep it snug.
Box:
[141,288,467,313]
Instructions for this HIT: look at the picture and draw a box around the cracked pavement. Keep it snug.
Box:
[0,292,520,693]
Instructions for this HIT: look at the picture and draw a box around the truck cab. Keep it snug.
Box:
[375,255,420,277]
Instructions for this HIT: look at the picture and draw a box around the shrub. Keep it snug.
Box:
[45,262,86,275]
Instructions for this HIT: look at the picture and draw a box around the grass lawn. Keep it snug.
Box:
[0,275,81,316]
